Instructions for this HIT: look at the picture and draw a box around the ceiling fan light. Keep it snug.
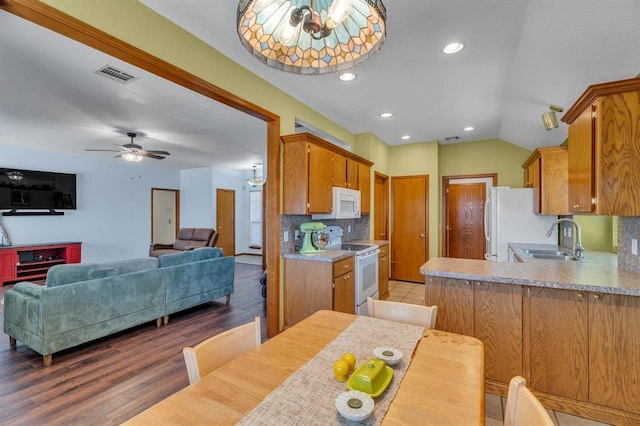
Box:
[122,151,144,162]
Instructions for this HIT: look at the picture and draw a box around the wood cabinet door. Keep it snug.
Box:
[474,281,522,384]
[0,249,17,282]
[332,153,347,188]
[308,144,333,213]
[358,163,370,214]
[283,259,332,328]
[526,287,588,400]
[333,271,355,314]
[540,148,570,215]
[568,105,596,213]
[345,158,358,189]
[378,253,389,299]
[425,277,473,336]
[589,293,640,412]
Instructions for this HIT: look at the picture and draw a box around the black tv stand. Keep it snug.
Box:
[2,209,64,216]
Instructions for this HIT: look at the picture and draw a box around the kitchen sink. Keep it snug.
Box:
[521,249,579,261]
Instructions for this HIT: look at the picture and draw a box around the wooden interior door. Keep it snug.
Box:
[374,172,389,241]
[151,188,179,244]
[447,182,486,259]
[390,175,428,282]
[216,188,235,257]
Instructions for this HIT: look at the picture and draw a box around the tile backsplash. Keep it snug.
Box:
[280,215,370,253]
[618,216,640,273]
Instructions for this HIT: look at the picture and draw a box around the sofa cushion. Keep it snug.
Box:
[96,257,160,275]
[173,228,195,250]
[158,247,223,268]
[46,264,117,287]
[192,228,214,242]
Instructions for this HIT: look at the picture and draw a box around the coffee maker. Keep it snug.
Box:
[299,221,327,254]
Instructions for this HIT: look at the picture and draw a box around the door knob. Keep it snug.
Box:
[420,233,425,239]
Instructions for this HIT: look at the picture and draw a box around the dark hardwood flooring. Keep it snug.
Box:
[0,263,266,425]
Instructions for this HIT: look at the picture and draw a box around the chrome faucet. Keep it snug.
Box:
[546,218,584,259]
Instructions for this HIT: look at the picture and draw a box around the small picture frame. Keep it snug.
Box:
[11,189,30,206]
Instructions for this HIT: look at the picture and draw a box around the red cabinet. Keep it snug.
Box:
[0,242,82,285]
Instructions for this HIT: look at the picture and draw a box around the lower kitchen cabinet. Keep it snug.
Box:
[283,256,355,328]
[425,277,522,385]
[378,244,389,299]
[426,274,640,424]
[525,287,589,401]
[589,292,640,413]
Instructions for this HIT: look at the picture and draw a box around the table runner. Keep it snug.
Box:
[237,315,425,425]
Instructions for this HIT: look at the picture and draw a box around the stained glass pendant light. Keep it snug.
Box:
[237,0,387,75]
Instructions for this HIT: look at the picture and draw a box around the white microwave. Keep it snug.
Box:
[312,187,361,220]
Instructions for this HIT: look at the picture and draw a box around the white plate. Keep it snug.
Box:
[335,390,375,421]
[373,346,403,365]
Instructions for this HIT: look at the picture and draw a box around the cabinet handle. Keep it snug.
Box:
[344,274,350,280]
[593,294,601,300]
[577,293,584,298]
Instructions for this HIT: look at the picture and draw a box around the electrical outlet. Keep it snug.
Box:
[632,239,638,255]
[566,226,572,237]
[348,225,352,233]
[283,231,289,242]
[294,230,300,240]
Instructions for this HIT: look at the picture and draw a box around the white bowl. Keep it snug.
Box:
[335,390,375,421]
[373,346,403,366]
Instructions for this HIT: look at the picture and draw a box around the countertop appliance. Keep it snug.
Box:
[324,226,379,315]
[299,221,327,254]
[311,187,361,220]
[484,187,558,262]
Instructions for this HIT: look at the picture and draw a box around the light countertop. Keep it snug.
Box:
[420,245,640,296]
[282,240,388,262]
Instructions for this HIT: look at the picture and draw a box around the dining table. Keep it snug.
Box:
[124,310,485,425]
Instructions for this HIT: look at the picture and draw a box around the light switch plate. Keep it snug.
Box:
[632,239,638,256]
[283,231,289,242]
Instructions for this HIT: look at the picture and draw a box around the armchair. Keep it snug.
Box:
[149,228,218,257]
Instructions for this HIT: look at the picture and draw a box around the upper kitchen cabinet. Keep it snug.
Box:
[562,78,640,215]
[333,153,359,189]
[358,163,371,214]
[282,133,374,215]
[522,146,570,215]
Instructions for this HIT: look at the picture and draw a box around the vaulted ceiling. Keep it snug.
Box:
[2,1,639,169]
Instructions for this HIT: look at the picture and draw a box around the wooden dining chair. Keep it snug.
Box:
[503,376,554,426]
[366,297,438,328]
[182,317,261,384]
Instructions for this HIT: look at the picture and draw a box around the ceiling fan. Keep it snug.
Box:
[85,132,170,162]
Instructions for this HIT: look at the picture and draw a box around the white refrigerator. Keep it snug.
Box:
[484,187,559,262]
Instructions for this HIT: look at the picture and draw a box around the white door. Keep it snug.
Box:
[152,188,178,244]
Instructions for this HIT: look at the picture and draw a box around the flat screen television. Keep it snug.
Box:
[0,168,77,210]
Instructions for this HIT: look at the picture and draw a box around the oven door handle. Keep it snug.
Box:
[357,249,380,261]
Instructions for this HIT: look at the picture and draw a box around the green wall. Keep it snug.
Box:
[440,139,531,187]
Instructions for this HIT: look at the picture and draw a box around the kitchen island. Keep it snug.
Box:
[421,253,640,425]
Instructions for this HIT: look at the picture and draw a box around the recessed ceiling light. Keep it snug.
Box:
[380,112,393,118]
[463,126,474,131]
[339,72,356,81]
[401,135,411,140]
[443,42,464,54]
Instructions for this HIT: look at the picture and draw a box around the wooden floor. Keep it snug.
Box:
[0,263,266,425]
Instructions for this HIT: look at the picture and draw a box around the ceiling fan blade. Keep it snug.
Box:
[140,152,165,160]
[145,150,171,156]
[85,149,122,152]
[122,143,143,150]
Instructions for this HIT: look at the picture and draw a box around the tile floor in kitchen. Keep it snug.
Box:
[387,280,611,426]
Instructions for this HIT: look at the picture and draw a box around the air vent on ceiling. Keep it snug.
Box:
[94,65,138,84]
[444,136,460,141]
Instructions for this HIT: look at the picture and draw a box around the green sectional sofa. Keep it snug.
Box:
[3,247,234,366]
